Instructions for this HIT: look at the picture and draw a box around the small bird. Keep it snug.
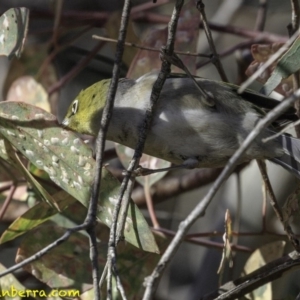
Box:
[62,72,300,178]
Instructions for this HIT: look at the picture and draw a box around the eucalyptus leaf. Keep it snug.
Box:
[18,223,163,299]
[0,7,29,59]
[0,102,159,253]
[261,36,300,95]
[0,190,75,244]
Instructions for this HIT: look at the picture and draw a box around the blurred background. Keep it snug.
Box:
[1,1,300,299]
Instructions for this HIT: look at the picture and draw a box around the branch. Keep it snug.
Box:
[81,1,132,298]
[0,184,17,220]
[132,168,222,206]
[202,251,300,299]
[196,0,228,81]
[257,160,299,251]
[29,9,288,43]
[92,35,211,58]
[254,0,268,31]
[48,41,105,95]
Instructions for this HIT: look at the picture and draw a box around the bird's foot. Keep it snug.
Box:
[122,158,198,177]
[122,166,174,177]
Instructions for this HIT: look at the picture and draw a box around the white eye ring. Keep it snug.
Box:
[71,99,78,114]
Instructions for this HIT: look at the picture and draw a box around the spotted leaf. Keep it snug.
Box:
[0,102,159,253]
[0,7,29,59]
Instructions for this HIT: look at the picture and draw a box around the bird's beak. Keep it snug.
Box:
[61,118,69,127]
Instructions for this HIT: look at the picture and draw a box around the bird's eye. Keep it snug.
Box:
[71,99,79,115]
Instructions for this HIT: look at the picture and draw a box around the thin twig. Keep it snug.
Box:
[38,26,93,79]
[186,230,298,238]
[0,184,17,220]
[196,0,228,82]
[199,21,287,43]
[144,169,160,229]
[132,168,222,206]
[132,12,287,42]
[111,0,184,248]
[142,89,300,299]
[30,9,287,43]
[113,263,127,300]
[99,262,108,289]
[108,175,135,298]
[256,160,300,251]
[154,228,252,252]
[0,181,14,193]
[113,0,185,278]
[92,35,211,58]
[102,2,184,299]
[160,51,215,106]
[0,225,86,278]
[197,38,260,69]
[262,118,300,143]
[47,41,105,95]
[79,37,120,300]
[28,8,288,43]
[51,0,63,48]
[254,0,268,31]
[100,1,132,298]
[131,0,170,14]
[202,251,300,299]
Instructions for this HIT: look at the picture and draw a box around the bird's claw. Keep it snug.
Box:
[122,166,154,177]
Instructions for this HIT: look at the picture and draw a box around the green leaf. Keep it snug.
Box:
[17,223,163,298]
[261,36,300,95]
[17,223,97,293]
[0,102,159,253]
[0,190,75,244]
[0,8,29,59]
[9,148,61,210]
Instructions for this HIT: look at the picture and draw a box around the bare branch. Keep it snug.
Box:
[254,0,268,31]
[256,160,299,251]
[202,251,300,299]
[196,0,228,81]
[0,184,17,220]
[92,35,211,58]
[132,168,222,206]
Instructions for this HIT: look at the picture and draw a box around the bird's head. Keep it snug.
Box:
[61,79,110,136]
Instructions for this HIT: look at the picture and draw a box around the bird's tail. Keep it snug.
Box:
[270,134,300,179]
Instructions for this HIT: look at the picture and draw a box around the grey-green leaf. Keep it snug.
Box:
[0,8,29,59]
[0,102,159,253]
[261,36,300,96]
